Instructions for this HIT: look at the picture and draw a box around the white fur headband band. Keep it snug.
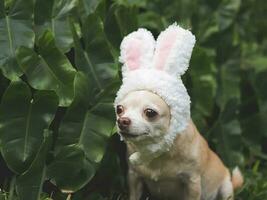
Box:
[115,23,195,156]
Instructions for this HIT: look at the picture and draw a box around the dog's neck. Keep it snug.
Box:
[126,145,164,166]
[125,120,195,166]
[125,133,177,165]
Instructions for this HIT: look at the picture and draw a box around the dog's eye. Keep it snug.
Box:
[144,108,158,119]
[116,105,124,115]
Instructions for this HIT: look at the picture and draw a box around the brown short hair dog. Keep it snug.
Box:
[116,90,243,200]
[114,24,243,200]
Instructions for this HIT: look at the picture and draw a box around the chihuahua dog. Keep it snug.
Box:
[116,90,243,200]
[114,24,243,200]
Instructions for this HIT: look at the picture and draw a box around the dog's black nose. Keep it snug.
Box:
[117,117,131,130]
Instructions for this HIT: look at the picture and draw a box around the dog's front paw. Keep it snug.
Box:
[129,152,142,165]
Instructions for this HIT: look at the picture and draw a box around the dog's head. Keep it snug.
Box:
[114,24,195,145]
[116,90,170,140]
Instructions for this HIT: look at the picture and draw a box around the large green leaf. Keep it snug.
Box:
[247,68,267,137]
[189,47,217,132]
[55,72,93,149]
[47,73,94,192]
[48,145,95,193]
[190,47,217,116]
[16,31,76,107]
[208,99,243,166]
[216,59,241,109]
[70,4,122,97]
[217,0,241,31]
[71,14,117,93]
[0,0,35,80]
[34,0,77,52]
[77,0,102,20]
[250,70,267,112]
[138,11,165,31]
[16,130,52,200]
[48,72,116,192]
[104,4,138,51]
[82,0,101,14]
[0,80,58,174]
[70,19,93,85]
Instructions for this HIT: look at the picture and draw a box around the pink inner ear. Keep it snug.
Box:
[155,30,177,70]
[125,38,142,70]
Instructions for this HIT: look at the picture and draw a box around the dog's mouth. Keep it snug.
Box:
[119,131,148,139]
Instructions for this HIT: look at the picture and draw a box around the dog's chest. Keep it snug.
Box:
[145,177,187,200]
[134,162,176,181]
[131,153,195,181]
[134,160,198,200]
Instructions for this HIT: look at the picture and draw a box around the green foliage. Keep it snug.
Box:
[16,131,52,200]
[0,0,266,199]
[0,0,34,79]
[0,81,58,174]
[16,31,76,107]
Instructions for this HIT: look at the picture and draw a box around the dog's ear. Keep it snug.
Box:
[153,23,195,77]
[119,28,155,75]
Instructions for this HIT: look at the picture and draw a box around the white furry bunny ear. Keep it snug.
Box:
[119,28,155,75]
[153,23,196,76]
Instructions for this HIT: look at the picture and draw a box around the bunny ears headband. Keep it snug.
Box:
[120,23,195,77]
[115,23,196,149]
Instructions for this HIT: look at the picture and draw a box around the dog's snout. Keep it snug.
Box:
[117,117,131,129]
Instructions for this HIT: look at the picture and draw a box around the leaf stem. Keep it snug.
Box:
[77,111,89,146]
[66,194,72,200]
[7,176,15,200]
[51,18,55,36]
[23,101,33,161]
[5,16,14,55]
[83,51,102,90]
